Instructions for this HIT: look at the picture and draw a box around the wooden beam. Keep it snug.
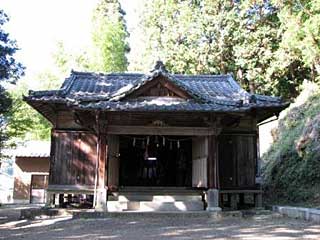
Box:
[106,125,218,136]
[47,184,96,192]
[125,75,193,100]
[159,77,193,99]
[219,189,263,194]
[97,134,107,189]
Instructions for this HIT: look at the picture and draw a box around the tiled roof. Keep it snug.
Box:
[25,61,287,113]
[4,141,51,158]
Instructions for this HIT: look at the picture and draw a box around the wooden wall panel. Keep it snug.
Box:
[107,135,120,190]
[236,136,256,187]
[49,131,97,186]
[221,117,256,132]
[106,112,210,127]
[56,111,83,129]
[207,135,219,189]
[218,134,257,189]
[81,134,97,185]
[218,135,237,188]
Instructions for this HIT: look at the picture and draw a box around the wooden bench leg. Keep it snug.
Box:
[59,194,64,207]
[45,192,54,207]
[230,194,238,210]
[239,193,245,207]
[254,193,263,208]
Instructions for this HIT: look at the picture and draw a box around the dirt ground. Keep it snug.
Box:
[0,206,319,240]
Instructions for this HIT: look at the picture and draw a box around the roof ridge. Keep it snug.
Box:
[27,89,61,96]
[71,70,232,78]
[173,73,231,78]
[71,70,143,77]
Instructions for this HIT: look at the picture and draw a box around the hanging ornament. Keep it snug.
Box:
[162,136,165,146]
[133,137,136,147]
[177,140,180,149]
[155,136,159,148]
[169,141,173,150]
[146,136,150,145]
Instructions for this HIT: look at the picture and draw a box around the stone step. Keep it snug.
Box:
[117,194,202,202]
[118,187,204,195]
[73,211,222,219]
[107,201,204,212]
[107,201,126,212]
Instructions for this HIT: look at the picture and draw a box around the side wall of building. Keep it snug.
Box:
[13,157,49,203]
[218,115,259,190]
[49,112,259,192]
[49,131,97,188]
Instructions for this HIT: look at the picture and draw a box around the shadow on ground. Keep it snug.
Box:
[0,209,319,240]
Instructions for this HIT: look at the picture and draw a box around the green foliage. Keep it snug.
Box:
[262,81,320,204]
[0,10,24,158]
[0,10,24,82]
[137,0,316,99]
[52,0,129,73]
[6,82,52,142]
[272,0,320,81]
[90,0,129,72]
[4,67,63,143]
[52,41,92,75]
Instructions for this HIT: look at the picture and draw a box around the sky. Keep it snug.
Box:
[1,0,98,76]
[1,0,144,87]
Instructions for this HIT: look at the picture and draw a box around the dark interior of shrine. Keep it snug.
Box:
[119,135,192,187]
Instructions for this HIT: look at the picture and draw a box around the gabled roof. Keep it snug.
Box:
[24,61,287,118]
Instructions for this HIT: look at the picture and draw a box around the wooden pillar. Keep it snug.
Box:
[254,113,263,208]
[45,191,54,208]
[206,134,221,211]
[95,134,108,211]
[207,135,219,189]
[45,130,56,208]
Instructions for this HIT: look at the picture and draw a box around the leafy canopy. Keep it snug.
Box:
[136,0,315,99]
[0,10,24,82]
[0,10,24,157]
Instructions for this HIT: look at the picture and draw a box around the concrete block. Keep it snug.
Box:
[107,201,124,212]
[95,188,107,212]
[20,208,71,220]
[206,189,221,211]
[309,209,320,223]
[135,201,204,212]
[272,206,320,224]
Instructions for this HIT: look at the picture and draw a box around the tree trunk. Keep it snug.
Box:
[249,81,256,94]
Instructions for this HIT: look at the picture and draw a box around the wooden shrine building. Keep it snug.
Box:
[25,61,287,211]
